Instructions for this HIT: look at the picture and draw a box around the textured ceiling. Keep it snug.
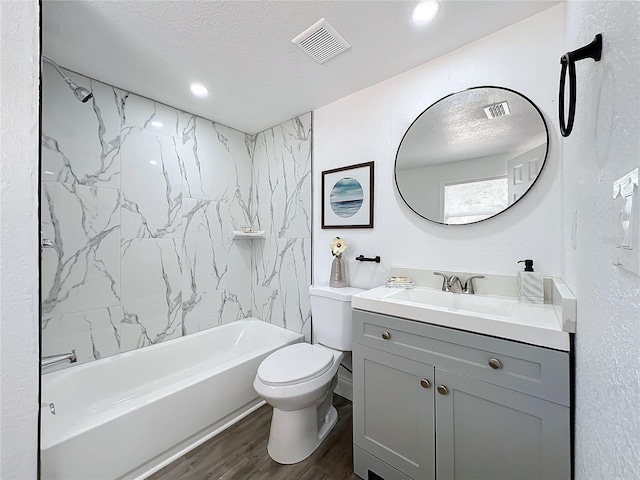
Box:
[43,1,559,134]
[397,87,548,169]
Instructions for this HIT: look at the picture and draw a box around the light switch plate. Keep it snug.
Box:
[612,168,639,276]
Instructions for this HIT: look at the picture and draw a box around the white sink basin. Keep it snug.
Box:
[387,288,517,317]
[352,285,571,351]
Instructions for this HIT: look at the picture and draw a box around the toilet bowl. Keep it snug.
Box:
[253,286,365,465]
[253,343,343,464]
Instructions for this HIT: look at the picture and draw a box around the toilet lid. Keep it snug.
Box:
[258,343,334,386]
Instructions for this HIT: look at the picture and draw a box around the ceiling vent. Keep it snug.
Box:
[292,18,351,64]
[484,101,511,119]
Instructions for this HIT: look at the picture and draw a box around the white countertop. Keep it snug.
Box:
[352,285,571,351]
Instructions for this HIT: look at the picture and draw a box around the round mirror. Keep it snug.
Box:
[395,86,548,225]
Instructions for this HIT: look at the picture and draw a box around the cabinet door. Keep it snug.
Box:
[435,369,570,480]
[353,343,435,480]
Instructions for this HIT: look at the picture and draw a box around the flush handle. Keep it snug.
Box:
[437,385,448,395]
[420,379,431,389]
[488,358,502,370]
[381,331,391,340]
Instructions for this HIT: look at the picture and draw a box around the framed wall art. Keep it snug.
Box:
[322,161,374,229]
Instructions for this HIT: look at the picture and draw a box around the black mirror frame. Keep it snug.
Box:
[394,85,549,226]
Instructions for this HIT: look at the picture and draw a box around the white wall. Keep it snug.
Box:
[0,1,40,478]
[313,6,564,288]
[562,1,640,478]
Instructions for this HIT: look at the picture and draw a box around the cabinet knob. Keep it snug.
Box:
[381,331,391,340]
[488,358,502,370]
[437,385,448,395]
[420,379,431,389]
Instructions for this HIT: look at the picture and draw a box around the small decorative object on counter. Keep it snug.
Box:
[330,237,348,287]
[242,225,253,233]
[517,259,544,304]
[385,276,415,288]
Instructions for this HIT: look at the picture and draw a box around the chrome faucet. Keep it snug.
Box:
[434,272,485,294]
[433,272,462,292]
[463,275,485,294]
[42,350,77,368]
[448,275,463,292]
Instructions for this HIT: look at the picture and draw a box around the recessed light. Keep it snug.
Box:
[412,0,440,25]
[150,120,163,128]
[190,83,209,98]
[149,160,158,166]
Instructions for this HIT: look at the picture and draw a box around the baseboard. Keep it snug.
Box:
[335,373,353,401]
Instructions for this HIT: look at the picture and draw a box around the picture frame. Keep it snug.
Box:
[322,161,374,229]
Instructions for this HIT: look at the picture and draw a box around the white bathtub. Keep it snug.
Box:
[40,319,303,480]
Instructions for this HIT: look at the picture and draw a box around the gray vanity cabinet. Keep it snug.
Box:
[435,369,570,480]
[352,309,571,480]
[352,344,435,480]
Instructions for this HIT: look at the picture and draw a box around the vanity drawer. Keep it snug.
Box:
[353,309,570,406]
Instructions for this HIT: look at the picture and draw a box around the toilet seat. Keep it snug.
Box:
[257,343,334,386]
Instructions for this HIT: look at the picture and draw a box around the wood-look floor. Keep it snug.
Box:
[148,395,359,480]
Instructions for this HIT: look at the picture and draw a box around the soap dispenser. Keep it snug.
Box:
[517,259,544,304]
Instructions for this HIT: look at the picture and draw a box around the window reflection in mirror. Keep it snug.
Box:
[395,87,548,225]
[444,177,508,224]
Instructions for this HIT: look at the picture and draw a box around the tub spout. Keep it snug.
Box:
[42,350,77,368]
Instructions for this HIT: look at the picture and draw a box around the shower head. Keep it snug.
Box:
[71,83,93,103]
[42,56,94,104]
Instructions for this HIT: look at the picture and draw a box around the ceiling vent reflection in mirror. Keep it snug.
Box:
[292,18,351,64]
[484,101,511,119]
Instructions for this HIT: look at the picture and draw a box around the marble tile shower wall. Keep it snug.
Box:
[251,115,312,340]
[41,65,310,367]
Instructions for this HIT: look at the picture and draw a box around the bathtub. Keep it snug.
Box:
[40,319,303,480]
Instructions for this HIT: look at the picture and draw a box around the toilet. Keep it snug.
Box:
[253,285,365,464]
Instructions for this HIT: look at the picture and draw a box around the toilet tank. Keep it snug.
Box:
[309,286,366,351]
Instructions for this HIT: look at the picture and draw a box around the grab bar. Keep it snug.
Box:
[42,350,77,368]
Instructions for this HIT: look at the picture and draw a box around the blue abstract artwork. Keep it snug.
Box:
[330,177,363,218]
[322,161,373,228]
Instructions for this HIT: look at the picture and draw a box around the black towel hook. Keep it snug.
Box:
[355,255,381,263]
[559,34,603,137]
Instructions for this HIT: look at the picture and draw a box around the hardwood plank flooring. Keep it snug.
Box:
[148,395,359,480]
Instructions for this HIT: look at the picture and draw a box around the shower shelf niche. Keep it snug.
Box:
[232,231,266,239]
